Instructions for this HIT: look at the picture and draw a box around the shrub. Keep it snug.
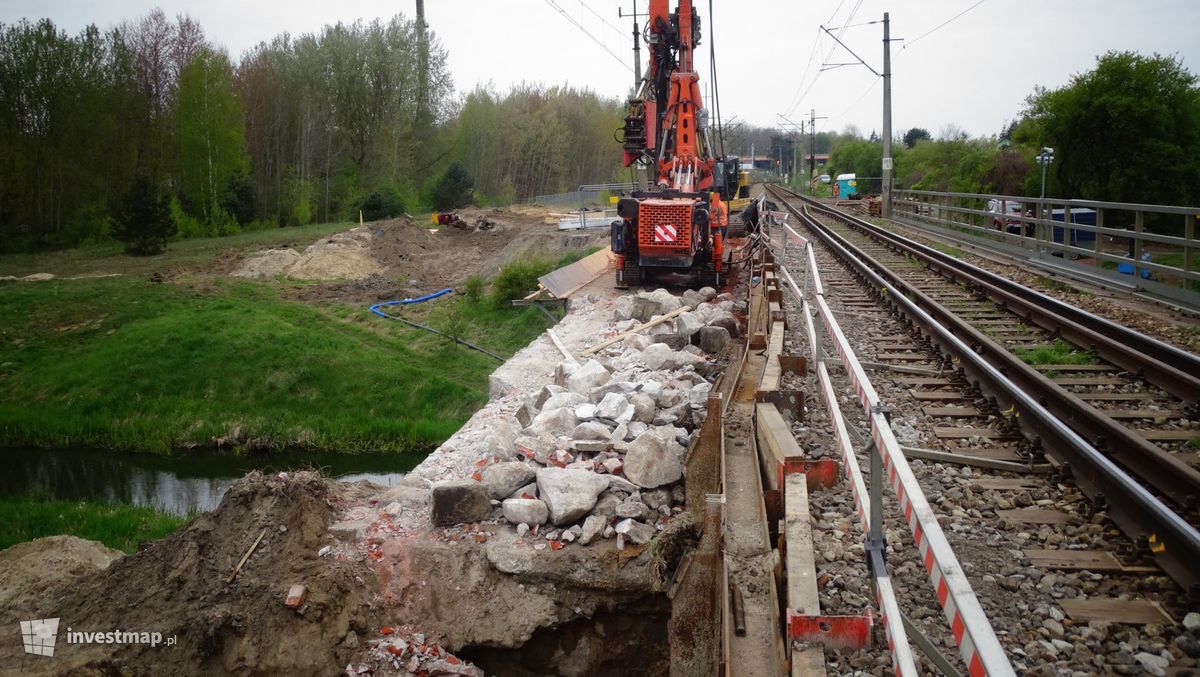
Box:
[462,274,486,303]
[360,186,406,221]
[489,257,552,307]
[431,162,475,211]
[113,176,176,256]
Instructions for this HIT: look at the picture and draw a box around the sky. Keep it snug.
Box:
[4,0,1199,140]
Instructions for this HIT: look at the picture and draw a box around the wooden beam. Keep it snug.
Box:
[785,473,820,616]
[546,328,578,365]
[579,305,693,356]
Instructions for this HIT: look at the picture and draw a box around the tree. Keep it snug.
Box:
[176,48,248,234]
[1018,51,1200,206]
[113,176,175,255]
[430,162,474,210]
[903,127,931,148]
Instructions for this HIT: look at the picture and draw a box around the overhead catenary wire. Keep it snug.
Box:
[898,0,987,59]
[708,0,725,156]
[542,0,634,72]
[575,0,632,43]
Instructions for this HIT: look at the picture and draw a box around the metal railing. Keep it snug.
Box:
[891,189,1200,307]
[531,183,636,208]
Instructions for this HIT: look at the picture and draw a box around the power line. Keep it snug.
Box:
[542,0,634,72]
[786,0,865,117]
[576,0,632,43]
[898,0,986,57]
[833,78,880,119]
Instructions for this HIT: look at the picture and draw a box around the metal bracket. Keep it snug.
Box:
[787,609,874,650]
[779,458,841,491]
[755,389,805,422]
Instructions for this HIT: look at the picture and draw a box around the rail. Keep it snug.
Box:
[890,188,1200,308]
[770,184,1200,599]
[767,204,1014,675]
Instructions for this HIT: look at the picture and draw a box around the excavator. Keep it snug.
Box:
[612,0,734,288]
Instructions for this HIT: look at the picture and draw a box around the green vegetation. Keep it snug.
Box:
[0,224,550,453]
[489,257,554,307]
[1032,276,1076,293]
[0,497,188,553]
[930,242,966,258]
[0,14,625,254]
[1011,339,1096,366]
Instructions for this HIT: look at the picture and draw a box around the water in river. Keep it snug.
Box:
[0,447,419,515]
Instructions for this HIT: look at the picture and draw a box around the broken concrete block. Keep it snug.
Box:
[514,431,556,464]
[567,359,611,395]
[529,407,578,437]
[662,350,705,371]
[502,498,549,526]
[640,343,675,370]
[601,457,624,474]
[575,402,597,420]
[542,391,587,412]
[698,325,731,354]
[329,519,372,541]
[613,295,636,321]
[285,584,308,608]
[681,289,705,308]
[534,384,567,410]
[511,482,538,499]
[698,286,717,301]
[573,439,611,453]
[690,382,713,407]
[615,500,651,520]
[514,401,537,429]
[431,481,492,526]
[572,421,612,441]
[642,488,672,511]
[630,393,656,424]
[579,514,607,545]
[481,462,537,500]
[615,518,656,545]
[708,309,740,338]
[624,334,653,351]
[640,380,663,401]
[631,297,662,322]
[674,311,705,339]
[623,432,683,488]
[650,333,689,351]
[593,492,622,517]
[536,467,610,526]
[595,392,630,420]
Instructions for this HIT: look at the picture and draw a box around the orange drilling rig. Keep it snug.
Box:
[612,0,730,288]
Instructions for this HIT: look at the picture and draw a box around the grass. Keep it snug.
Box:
[1032,276,1076,293]
[930,242,966,258]
[1011,338,1096,366]
[0,496,188,553]
[0,228,551,454]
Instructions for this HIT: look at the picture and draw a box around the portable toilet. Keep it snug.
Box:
[835,173,858,198]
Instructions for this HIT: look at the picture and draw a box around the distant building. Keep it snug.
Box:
[804,153,830,167]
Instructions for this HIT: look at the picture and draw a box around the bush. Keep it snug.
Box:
[489,257,552,307]
[360,186,406,221]
[462,274,486,303]
[221,172,256,225]
[113,176,176,256]
[431,162,475,211]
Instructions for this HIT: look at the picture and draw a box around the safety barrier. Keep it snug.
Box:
[774,218,1015,677]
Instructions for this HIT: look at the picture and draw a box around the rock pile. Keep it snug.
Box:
[430,287,740,549]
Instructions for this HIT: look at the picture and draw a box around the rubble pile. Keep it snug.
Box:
[429,286,743,549]
[350,627,485,677]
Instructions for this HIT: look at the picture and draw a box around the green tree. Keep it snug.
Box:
[431,162,474,210]
[903,127,931,148]
[113,176,175,255]
[1018,51,1200,205]
[176,48,248,234]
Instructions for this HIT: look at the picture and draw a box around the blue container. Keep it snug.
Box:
[1050,208,1097,247]
[835,173,858,199]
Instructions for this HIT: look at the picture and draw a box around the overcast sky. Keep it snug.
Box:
[4,0,1198,139]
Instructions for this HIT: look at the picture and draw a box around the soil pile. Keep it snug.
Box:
[229,206,607,296]
[0,471,382,676]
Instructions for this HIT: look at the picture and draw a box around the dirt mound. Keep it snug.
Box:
[230,206,608,299]
[0,536,123,612]
[0,472,382,676]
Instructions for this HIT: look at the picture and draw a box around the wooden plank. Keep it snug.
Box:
[1136,429,1200,441]
[1024,549,1158,574]
[785,473,820,616]
[934,427,1020,440]
[227,528,268,583]
[546,329,578,365]
[759,321,787,392]
[1032,364,1119,372]
[996,508,1071,525]
[1050,376,1129,385]
[755,403,803,492]
[791,647,827,677]
[894,376,958,386]
[1059,598,1175,626]
[923,406,981,417]
[909,390,971,401]
[580,305,692,356]
[1074,392,1153,401]
[876,352,930,361]
[972,477,1040,490]
[1105,409,1183,421]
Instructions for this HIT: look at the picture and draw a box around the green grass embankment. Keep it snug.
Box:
[0,497,188,553]
[0,225,551,454]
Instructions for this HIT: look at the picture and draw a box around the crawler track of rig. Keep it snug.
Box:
[766,184,1200,598]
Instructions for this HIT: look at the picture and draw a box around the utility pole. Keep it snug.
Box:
[809,109,826,196]
[619,1,644,89]
[881,12,894,217]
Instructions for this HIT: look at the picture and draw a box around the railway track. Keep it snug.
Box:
[765,183,1200,599]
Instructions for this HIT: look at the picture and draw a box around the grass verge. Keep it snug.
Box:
[1011,338,1096,366]
[0,496,188,553]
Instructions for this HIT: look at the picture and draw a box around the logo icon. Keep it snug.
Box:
[20,618,59,657]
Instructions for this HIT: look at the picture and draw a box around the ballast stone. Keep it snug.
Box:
[536,468,611,526]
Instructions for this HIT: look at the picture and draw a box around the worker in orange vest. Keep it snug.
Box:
[711,192,729,237]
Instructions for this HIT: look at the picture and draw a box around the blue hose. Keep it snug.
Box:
[369,287,454,318]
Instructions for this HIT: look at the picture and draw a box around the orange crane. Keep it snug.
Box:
[612,0,728,288]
